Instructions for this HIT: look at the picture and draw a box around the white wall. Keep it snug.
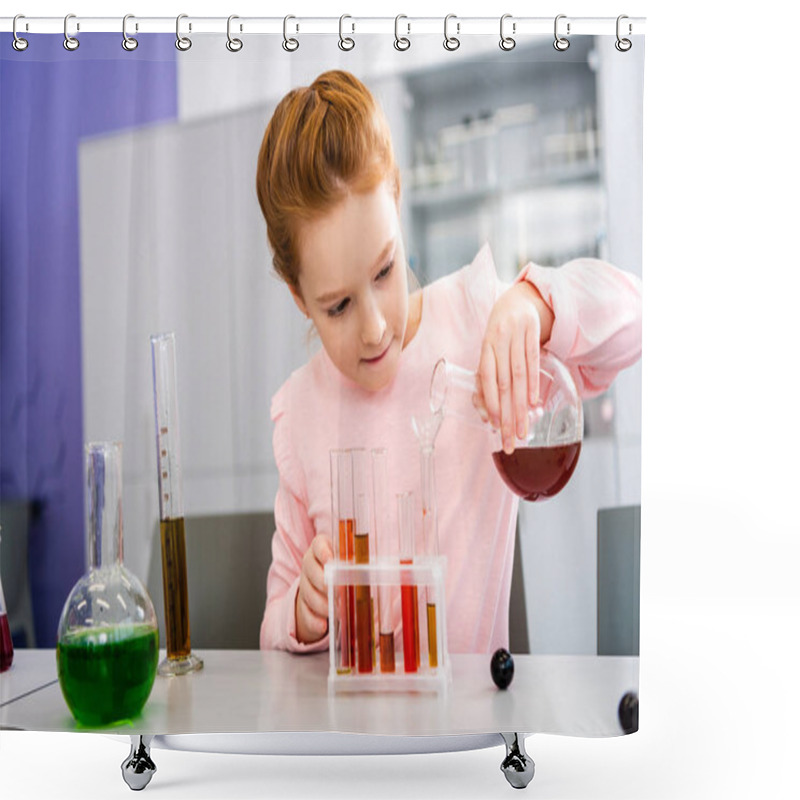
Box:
[518,37,644,653]
[79,107,312,581]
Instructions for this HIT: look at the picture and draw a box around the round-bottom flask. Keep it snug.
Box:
[0,528,13,672]
[56,442,158,726]
[430,351,583,501]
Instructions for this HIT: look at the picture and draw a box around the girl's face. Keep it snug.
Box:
[292,181,409,393]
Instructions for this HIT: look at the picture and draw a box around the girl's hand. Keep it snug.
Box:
[295,534,334,644]
[477,281,554,454]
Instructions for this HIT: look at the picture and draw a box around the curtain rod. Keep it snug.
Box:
[1,16,646,37]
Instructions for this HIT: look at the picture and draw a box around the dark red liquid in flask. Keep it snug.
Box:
[492,442,582,501]
[0,612,13,672]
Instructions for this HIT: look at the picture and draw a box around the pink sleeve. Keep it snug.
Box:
[462,243,504,329]
[516,259,642,398]
[260,384,329,653]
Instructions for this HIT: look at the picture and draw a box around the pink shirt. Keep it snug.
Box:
[260,244,642,654]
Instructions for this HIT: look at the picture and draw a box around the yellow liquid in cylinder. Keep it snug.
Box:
[160,518,191,659]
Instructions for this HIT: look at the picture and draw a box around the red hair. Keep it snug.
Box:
[256,70,401,292]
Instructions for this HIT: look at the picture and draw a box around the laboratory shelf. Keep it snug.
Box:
[408,161,601,211]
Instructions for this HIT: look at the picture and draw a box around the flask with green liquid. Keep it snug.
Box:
[56,442,159,726]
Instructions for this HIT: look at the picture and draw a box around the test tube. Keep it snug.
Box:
[397,492,420,673]
[353,491,374,674]
[372,449,395,673]
[420,442,439,669]
[330,450,355,672]
[150,332,203,677]
[412,411,443,670]
[351,448,373,673]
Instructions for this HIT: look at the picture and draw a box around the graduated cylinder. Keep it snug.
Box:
[150,332,203,677]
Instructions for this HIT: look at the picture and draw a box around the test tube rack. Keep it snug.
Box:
[324,557,450,693]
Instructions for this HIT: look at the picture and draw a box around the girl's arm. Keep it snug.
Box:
[261,389,330,652]
[261,481,330,652]
[519,258,642,389]
[478,258,642,453]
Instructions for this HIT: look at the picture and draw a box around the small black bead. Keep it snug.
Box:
[618,691,639,734]
[491,648,514,689]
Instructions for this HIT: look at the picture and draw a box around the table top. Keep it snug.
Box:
[1,649,638,738]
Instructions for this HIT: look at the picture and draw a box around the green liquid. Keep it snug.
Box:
[57,624,158,726]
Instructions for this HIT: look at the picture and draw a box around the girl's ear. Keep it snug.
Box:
[289,284,309,318]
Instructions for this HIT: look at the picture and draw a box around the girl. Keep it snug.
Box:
[256,70,641,653]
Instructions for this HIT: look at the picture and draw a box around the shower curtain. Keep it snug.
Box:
[1,18,643,746]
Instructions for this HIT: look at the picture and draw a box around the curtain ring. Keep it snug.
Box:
[282,15,299,52]
[122,14,138,51]
[443,14,460,51]
[226,15,243,52]
[63,13,79,51]
[615,15,632,52]
[338,14,355,51]
[12,15,29,51]
[553,14,570,51]
[175,14,192,51]
[394,14,410,51]
[499,14,516,51]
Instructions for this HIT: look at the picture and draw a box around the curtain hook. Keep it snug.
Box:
[553,14,570,51]
[499,14,516,51]
[443,14,460,51]
[122,14,138,51]
[615,15,632,52]
[394,14,410,51]
[226,15,243,52]
[339,14,355,51]
[283,15,299,52]
[175,14,192,51]
[63,13,80,51]
[12,14,29,51]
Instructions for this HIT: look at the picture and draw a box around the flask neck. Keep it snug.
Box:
[86,442,124,570]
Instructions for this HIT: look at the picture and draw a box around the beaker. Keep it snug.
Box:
[151,333,203,677]
[430,351,583,501]
[0,527,13,672]
[56,442,159,725]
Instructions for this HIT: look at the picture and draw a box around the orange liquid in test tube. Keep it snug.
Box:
[338,518,356,669]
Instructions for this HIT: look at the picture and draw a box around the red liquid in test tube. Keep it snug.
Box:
[397,492,419,673]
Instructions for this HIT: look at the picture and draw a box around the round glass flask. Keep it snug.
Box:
[56,442,159,726]
[430,351,584,501]
[0,527,13,672]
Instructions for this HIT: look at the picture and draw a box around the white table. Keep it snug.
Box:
[1,649,638,790]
